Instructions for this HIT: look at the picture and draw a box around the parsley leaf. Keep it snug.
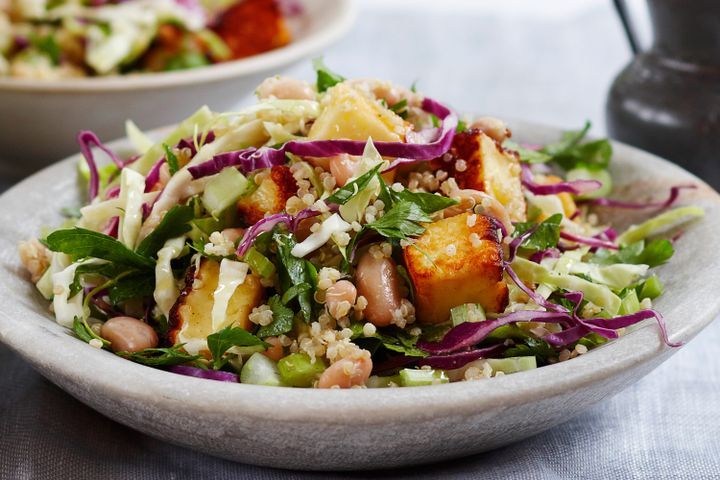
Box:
[512,213,562,252]
[30,33,60,65]
[72,316,110,348]
[503,337,556,365]
[45,228,154,270]
[325,164,383,205]
[366,200,430,240]
[312,57,345,92]
[108,273,155,305]
[392,190,457,214]
[591,239,674,268]
[117,345,201,367]
[503,140,552,164]
[274,233,317,322]
[389,99,408,118]
[135,205,193,258]
[162,143,180,175]
[207,326,268,370]
[257,295,295,338]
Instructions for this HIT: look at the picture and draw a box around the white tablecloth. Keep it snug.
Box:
[2,1,719,478]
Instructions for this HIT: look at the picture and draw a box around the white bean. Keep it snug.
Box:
[317,356,372,388]
[256,76,316,100]
[101,316,159,353]
[355,252,402,327]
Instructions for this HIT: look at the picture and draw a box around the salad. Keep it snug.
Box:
[0,0,291,79]
[18,62,704,388]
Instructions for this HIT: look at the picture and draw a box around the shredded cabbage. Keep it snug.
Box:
[291,213,352,258]
[211,259,250,331]
[617,206,705,245]
[154,237,186,318]
[117,168,146,249]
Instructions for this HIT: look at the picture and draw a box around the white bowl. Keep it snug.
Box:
[0,121,718,471]
[0,0,355,178]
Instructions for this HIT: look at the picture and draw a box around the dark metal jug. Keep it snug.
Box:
[606,0,720,188]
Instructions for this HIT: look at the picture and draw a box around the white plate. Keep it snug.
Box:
[0,122,718,470]
[0,0,355,176]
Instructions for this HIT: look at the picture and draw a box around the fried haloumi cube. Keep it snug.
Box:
[308,82,407,142]
[404,212,508,324]
[168,258,264,353]
[440,129,527,222]
[237,165,297,225]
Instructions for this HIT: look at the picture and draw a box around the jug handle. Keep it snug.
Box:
[613,0,640,54]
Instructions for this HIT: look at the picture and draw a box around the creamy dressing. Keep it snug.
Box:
[117,168,146,249]
[211,259,250,331]
[154,237,187,318]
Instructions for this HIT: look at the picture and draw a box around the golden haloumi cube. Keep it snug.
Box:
[446,129,527,222]
[168,259,264,353]
[404,212,508,324]
[308,83,406,142]
[237,165,297,225]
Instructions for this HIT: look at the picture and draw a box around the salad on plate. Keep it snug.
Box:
[18,62,704,388]
[0,0,292,79]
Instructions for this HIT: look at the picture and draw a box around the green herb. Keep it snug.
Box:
[135,205,194,258]
[162,143,180,175]
[456,120,468,134]
[46,228,154,270]
[69,262,128,297]
[360,329,428,358]
[274,233,317,322]
[396,265,415,303]
[257,295,295,338]
[325,164,383,205]
[392,189,457,214]
[30,33,61,65]
[117,344,201,367]
[502,140,552,164]
[280,283,312,305]
[512,213,562,252]
[577,332,608,350]
[591,239,674,268]
[242,247,276,278]
[366,200,431,240]
[503,337,556,365]
[430,114,440,128]
[207,326,268,370]
[60,206,82,219]
[638,274,664,300]
[312,57,345,92]
[108,273,155,305]
[72,316,110,348]
[389,99,408,118]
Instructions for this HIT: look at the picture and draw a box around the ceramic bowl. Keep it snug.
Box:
[0,122,718,471]
[0,0,355,179]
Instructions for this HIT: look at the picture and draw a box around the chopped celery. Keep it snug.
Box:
[450,303,486,326]
[278,353,326,387]
[243,247,276,278]
[566,167,612,199]
[486,356,537,374]
[639,274,664,300]
[399,368,449,387]
[202,167,248,217]
[240,353,284,386]
[619,289,640,315]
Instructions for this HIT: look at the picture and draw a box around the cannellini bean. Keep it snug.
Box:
[325,280,357,319]
[470,117,510,143]
[101,316,159,353]
[355,252,402,327]
[317,355,373,388]
[329,154,360,187]
[261,337,285,362]
[256,76,316,100]
[443,188,514,235]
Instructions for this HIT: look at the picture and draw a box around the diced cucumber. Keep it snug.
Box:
[399,368,449,387]
[366,375,401,388]
[202,167,248,217]
[619,288,641,315]
[243,247,276,278]
[240,353,284,386]
[450,303,486,326]
[486,356,537,374]
[35,267,54,300]
[566,167,612,199]
[278,353,326,387]
[639,274,664,300]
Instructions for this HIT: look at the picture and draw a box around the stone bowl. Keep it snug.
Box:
[0,121,718,470]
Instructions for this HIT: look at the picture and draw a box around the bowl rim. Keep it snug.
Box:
[0,0,356,93]
[1,120,719,426]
